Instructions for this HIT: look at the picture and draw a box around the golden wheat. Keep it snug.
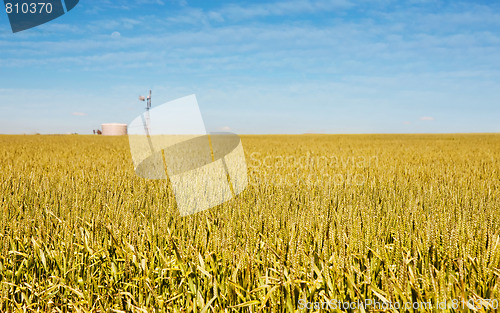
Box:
[0,134,499,312]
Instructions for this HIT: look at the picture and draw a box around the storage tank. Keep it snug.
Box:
[101,123,127,136]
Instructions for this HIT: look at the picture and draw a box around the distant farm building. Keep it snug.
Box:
[101,123,127,136]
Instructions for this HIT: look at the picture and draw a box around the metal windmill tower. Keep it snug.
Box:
[139,90,152,136]
[139,90,154,152]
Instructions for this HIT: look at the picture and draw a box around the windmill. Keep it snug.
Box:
[139,90,152,135]
[139,90,154,152]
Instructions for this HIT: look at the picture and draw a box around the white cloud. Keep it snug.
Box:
[72,112,87,116]
[420,116,434,121]
[214,0,353,21]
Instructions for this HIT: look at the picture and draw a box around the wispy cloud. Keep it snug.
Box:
[213,0,353,21]
[420,116,435,121]
[72,112,87,116]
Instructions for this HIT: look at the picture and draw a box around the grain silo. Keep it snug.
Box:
[101,123,127,136]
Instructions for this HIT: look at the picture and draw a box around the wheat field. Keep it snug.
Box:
[0,134,499,312]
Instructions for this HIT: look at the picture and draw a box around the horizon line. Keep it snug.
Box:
[1,132,499,136]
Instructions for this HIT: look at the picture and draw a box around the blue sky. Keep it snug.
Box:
[0,0,499,134]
